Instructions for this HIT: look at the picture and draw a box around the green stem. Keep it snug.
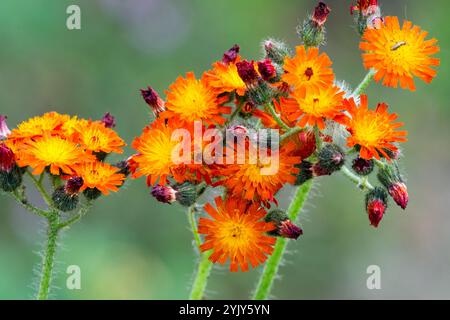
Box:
[352,69,376,97]
[36,213,59,300]
[253,180,313,300]
[314,125,322,151]
[25,170,53,208]
[188,206,202,249]
[341,166,374,191]
[265,103,290,131]
[280,127,303,141]
[10,188,48,218]
[57,201,93,229]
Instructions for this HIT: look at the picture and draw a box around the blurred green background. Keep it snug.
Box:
[0,0,448,299]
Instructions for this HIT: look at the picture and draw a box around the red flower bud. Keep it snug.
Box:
[279,219,303,240]
[101,112,116,128]
[0,115,11,139]
[0,143,15,173]
[312,2,331,27]
[388,182,409,210]
[140,86,166,117]
[366,187,388,228]
[257,59,277,82]
[151,185,177,204]
[296,130,316,159]
[236,60,259,85]
[352,157,374,176]
[64,176,84,196]
[222,44,240,65]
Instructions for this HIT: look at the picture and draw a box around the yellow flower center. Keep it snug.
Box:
[300,92,337,116]
[32,137,79,164]
[352,114,389,146]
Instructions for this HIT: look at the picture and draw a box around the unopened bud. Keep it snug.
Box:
[52,185,80,212]
[0,164,22,192]
[297,2,330,47]
[236,60,259,85]
[315,144,345,176]
[101,112,116,128]
[0,143,15,173]
[296,130,317,159]
[263,39,291,65]
[0,115,11,139]
[64,176,84,196]
[365,187,388,228]
[377,162,408,210]
[151,185,177,204]
[352,157,374,176]
[140,86,166,117]
[257,59,277,82]
[265,209,303,240]
[173,182,205,207]
[115,159,131,177]
[312,2,331,27]
[295,161,314,186]
[222,44,240,65]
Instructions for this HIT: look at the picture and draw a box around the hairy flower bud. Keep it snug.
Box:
[352,157,374,176]
[315,144,345,176]
[365,187,388,228]
[101,112,116,128]
[64,176,84,196]
[151,182,205,207]
[140,86,166,117]
[257,59,277,82]
[297,2,330,47]
[296,130,317,159]
[0,115,11,139]
[295,161,314,186]
[263,39,291,65]
[0,165,22,192]
[377,162,409,209]
[0,143,15,173]
[236,60,259,85]
[312,2,331,27]
[52,185,80,212]
[222,44,240,65]
[265,209,303,240]
[151,185,177,204]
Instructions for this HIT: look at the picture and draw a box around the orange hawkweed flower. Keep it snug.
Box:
[16,135,94,175]
[74,161,125,195]
[204,57,247,96]
[73,121,125,154]
[282,46,334,94]
[8,112,70,141]
[282,86,345,130]
[360,16,440,91]
[198,196,276,272]
[216,141,300,204]
[338,95,408,160]
[163,72,231,126]
[130,118,191,186]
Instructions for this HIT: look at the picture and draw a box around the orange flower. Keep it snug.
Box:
[198,196,276,272]
[130,118,191,186]
[282,86,345,130]
[74,161,125,195]
[360,16,440,91]
[338,95,408,160]
[282,46,334,94]
[16,134,94,175]
[204,57,247,96]
[73,120,125,154]
[163,72,231,126]
[8,112,70,141]
[216,141,300,204]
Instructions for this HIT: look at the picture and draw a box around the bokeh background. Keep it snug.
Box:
[0,0,448,299]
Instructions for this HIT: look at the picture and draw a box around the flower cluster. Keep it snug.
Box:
[0,112,128,211]
[128,1,439,272]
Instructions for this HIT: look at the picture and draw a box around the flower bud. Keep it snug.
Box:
[52,183,80,212]
[377,162,409,209]
[151,185,177,204]
[140,86,166,117]
[236,60,259,85]
[0,165,22,192]
[296,130,316,159]
[0,115,11,139]
[365,187,388,228]
[315,144,345,176]
[265,209,303,240]
[101,112,116,128]
[83,188,102,200]
[297,2,330,48]
[352,157,374,176]
[115,159,131,177]
[64,176,84,196]
[173,182,205,207]
[222,44,240,65]
[294,161,314,186]
[263,39,291,65]
[0,143,15,173]
[257,59,277,82]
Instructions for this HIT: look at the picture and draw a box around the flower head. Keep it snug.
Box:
[8,112,70,141]
[282,46,334,94]
[16,135,94,175]
[73,121,125,154]
[163,72,231,126]
[74,161,125,195]
[204,57,247,96]
[198,197,276,272]
[0,115,11,139]
[338,95,408,160]
[141,86,166,117]
[282,86,344,130]
[360,16,440,91]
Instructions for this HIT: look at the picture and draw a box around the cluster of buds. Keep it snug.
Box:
[52,177,84,212]
[297,2,331,47]
[151,182,206,207]
[236,60,275,106]
[295,144,345,185]
[351,0,383,34]
[265,209,303,240]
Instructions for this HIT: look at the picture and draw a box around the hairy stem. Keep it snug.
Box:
[25,170,53,208]
[265,103,290,131]
[58,201,93,229]
[253,180,313,300]
[36,213,59,300]
[341,166,374,191]
[352,69,376,97]
[10,188,48,218]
